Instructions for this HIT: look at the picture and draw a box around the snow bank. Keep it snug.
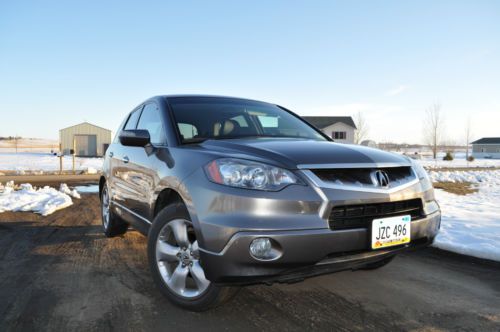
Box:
[429,170,500,184]
[432,170,500,261]
[0,182,81,216]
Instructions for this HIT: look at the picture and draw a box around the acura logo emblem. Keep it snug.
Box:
[371,170,390,187]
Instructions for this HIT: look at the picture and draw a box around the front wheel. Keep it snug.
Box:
[147,203,238,311]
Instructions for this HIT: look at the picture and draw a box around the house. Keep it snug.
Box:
[59,122,112,157]
[471,137,500,159]
[302,116,357,143]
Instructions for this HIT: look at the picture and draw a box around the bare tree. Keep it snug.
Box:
[353,111,369,144]
[465,117,473,161]
[423,102,444,159]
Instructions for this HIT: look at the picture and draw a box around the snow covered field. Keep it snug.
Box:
[429,169,500,261]
[402,151,500,169]
[0,152,102,174]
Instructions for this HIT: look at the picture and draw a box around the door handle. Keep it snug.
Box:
[123,156,130,163]
[109,151,114,157]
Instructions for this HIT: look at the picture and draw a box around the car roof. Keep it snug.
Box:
[151,94,278,106]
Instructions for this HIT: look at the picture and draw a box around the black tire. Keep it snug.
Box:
[148,202,239,311]
[361,256,395,270]
[100,185,128,237]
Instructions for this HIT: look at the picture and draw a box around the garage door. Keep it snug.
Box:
[75,135,97,156]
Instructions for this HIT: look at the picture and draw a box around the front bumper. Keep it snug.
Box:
[180,167,441,284]
[200,211,441,284]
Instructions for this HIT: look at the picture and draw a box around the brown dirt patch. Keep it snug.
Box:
[433,181,478,195]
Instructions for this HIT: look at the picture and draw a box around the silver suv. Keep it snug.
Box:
[100,95,441,311]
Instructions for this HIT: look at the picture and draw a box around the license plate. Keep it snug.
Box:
[371,215,411,249]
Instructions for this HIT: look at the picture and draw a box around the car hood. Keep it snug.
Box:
[199,138,410,169]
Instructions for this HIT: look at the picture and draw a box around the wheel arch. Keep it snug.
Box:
[153,188,185,218]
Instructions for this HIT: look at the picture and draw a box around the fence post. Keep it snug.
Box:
[59,143,63,175]
[72,138,76,175]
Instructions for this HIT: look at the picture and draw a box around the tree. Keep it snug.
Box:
[423,102,444,159]
[465,117,473,161]
[353,111,369,144]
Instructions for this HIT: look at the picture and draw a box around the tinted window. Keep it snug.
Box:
[168,97,326,144]
[124,108,142,130]
[137,103,165,145]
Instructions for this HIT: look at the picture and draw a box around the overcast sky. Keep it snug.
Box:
[1,1,499,144]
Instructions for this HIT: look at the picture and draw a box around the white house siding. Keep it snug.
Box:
[472,144,500,159]
[321,122,355,144]
[59,122,112,157]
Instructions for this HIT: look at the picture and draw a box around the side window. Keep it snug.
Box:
[124,108,142,130]
[137,103,166,145]
[257,115,278,129]
[178,123,198,140]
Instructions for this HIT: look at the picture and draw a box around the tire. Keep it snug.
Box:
[361,255,395,270]
[100,184,128,237]
[147,202,238,311]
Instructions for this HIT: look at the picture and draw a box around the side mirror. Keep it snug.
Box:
[119,130,151,147]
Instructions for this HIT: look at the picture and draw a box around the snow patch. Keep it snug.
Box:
[85,167,98,175]
[431,170,500,261]
[74,185,99,193]
[59,183,81,199]
[429,170,500,183]
[0,182,81,216]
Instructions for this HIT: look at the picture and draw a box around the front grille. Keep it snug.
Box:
[329,199,423,230]
[312,167,415,188]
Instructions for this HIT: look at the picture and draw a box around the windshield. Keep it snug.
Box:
[168,97,328,144]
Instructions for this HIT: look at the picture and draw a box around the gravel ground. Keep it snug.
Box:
[0,194,499,331]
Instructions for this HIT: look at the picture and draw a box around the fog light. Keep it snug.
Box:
[423,200,440,215]
[249,237,278,260]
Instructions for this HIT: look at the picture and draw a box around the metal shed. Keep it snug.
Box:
[59,122,112,157]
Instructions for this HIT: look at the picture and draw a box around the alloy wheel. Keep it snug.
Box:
[155,219,210,298]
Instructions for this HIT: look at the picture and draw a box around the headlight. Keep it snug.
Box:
[411,160,433,191]
[204,158,302,191]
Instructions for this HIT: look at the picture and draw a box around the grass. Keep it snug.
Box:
[433,181,478,195]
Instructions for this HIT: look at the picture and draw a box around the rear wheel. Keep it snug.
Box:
[100,185,128,237]
[148,203,238,311]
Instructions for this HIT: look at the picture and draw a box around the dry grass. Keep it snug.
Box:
[433,181,478,195]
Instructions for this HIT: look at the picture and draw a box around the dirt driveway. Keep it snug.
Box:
[0,194,499,331]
